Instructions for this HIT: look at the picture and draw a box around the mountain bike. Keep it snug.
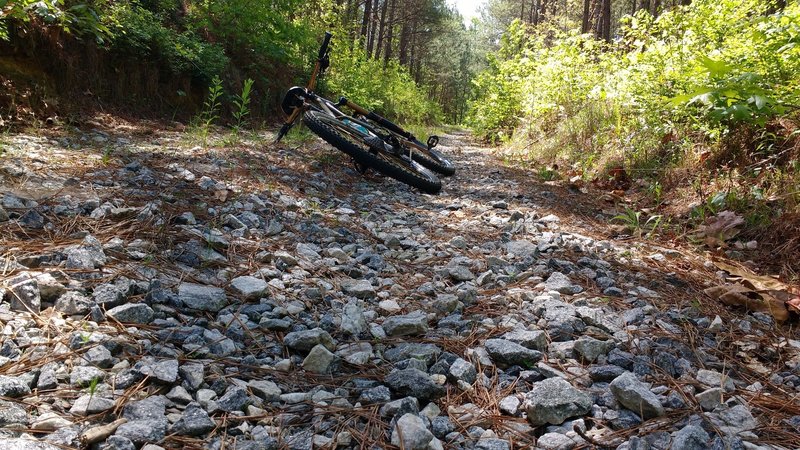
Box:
[275,32,455,194]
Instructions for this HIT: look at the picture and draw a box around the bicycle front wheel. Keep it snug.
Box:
[303,110,442,194]
[406,138,455,177]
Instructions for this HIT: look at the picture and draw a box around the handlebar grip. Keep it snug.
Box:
[318,32,333,60]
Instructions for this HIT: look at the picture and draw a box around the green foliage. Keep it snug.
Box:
[232,78,254,131]
[104,2,227,79]
[324,46,442,125]
[612,207,663,238]
[0,0,109,42]
[193,75,224,147]
[468,0,800,173]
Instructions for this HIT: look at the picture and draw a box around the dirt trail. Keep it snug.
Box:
[0,125,797,449]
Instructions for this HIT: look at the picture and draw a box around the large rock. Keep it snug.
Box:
[65,235,107,269]
[385,368,446,401]
[230,276,268,300]
[70,395,115,415]
[0,375,32,397]
[506,240,538,258]
[390,413,434,450]
[115,419,167,444]
[170,402,216,436]
[544,272,583,295]
[178,283,227,312]
[573,337,613,363]
[672,425,710,450]
[524,377,592,426]
[106,303,154,324]
[485,339,542,368]
[3,439,63,450]
[54,291,94,315]
[382,311,429,337]
[283,328,335,352]
[341,279,376,299]
[609,372,666,419]
[4,273,41,313]
[302,344,336,373]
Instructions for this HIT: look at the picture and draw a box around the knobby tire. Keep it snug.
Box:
[303,110,442,194]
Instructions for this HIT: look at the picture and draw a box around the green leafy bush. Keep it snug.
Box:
[324,46,443,125]
[468,0,800,171]
[104,2,228,79]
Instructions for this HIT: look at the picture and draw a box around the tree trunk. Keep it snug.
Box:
[582,0,591,33]
[651,0,661,16]
[601,0,611,41]
[398,20,410,65]
[360,0,371,44]
[376,0,388,59]
[521,0,526,21]
[367,0,379,56]
[383,0,396,66]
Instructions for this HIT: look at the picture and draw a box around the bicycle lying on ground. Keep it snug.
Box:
[275,32,455,194]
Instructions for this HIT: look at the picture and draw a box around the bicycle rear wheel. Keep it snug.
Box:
[303,110,442,194]
[406,138,456,176]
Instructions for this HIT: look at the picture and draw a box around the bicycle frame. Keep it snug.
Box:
[276,32,439,157]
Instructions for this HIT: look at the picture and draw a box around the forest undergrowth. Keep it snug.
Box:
[468,0,800,280]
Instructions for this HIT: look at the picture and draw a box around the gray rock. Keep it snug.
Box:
[336,342,373,365]
[0,206,7,221]
[166,385,193,404]
[385,368,446,401]
[609,372,665,419]
[0,399,28,426]
[0,375,31,397]
[106,303,154,324]
[524,377,592,426]
[573,336,613,363]
[696,388,723,411]
[544,272,583,295]
[54,291,94,315]
[179,363,205,391]
[170,402,216,436]
[101,436,136,450]
[3,439,63,450]
[710,404,758,435]
[485,339,542,368]
[70,394,115,415]
[65,236,107,269]
[506,240,538,258]
[248,379,282,401]
[135,358,179,383]
[359,385,391,404]
[123,396,167,421]
[4,273,41,313]
[92,283,127,308]
[588,365,626,382]
[672,425,709,450]
[475,438,511,450]
[19,209,45,228]
[178,282,227,312]
[499,396,521,416]
[341,279,376,299]
[115,419,167,444]
[696,369,735,392]
[341,301,367,335]
[448,358,477,384]
[302,344,336,373]
[536,432,576,450]
[502,329,547,351]
[230,276,268,300]
[30,412,72,431]
[390,413,434,450]
[70,366,106,386]
[448,266,475,282]
[382,311,428,337]
[218,386,249,412]
[284,328,335,352]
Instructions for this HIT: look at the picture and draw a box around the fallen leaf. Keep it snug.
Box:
[704,284,790,322]
[696,211,744,243]
[713,260,791,292]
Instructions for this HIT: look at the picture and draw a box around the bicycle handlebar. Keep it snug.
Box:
[318,32,332,60]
